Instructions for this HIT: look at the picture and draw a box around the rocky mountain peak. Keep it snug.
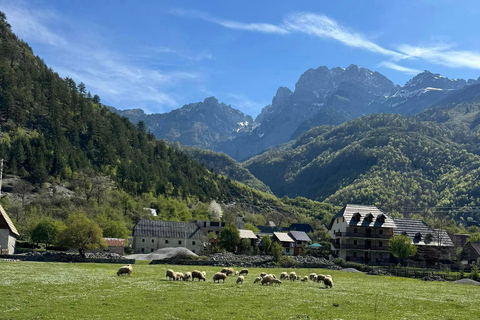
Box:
[403,70,467,91]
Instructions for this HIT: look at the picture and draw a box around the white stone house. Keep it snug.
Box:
[0,205,19,254]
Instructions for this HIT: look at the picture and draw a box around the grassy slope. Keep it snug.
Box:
[0,261,477,320]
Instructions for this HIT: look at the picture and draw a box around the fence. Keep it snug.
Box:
[386,266,462,281]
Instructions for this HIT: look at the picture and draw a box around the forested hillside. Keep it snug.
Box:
[244,113,480,227]
[0,12,337,241]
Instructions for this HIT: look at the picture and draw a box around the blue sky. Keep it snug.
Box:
[2,0,480,117]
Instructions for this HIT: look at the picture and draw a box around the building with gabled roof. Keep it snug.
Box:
[463,242,480,264]
[133,220,203,254]
[329,204,396,264]
[239,229,258,247]
[393,219,454,247]
[272,232,295,256]
[0,204,19,254]
[289,230,312,255]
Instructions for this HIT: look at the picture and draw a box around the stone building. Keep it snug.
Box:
[0,205,19,255]
[133,220,203,254]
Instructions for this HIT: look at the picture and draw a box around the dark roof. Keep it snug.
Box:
[0,205,19,236]
[465,242,480,256]
[393,219,454,247]
[257,226,286,233]
[289,223,314,233]
[289,231,312,242]
[329,204,396,229]
[133,220,203,239]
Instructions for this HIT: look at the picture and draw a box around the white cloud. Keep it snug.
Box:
[378,61,421,75]
[398,44,480,69]
[170,9,289,34]
[283,13,405,60]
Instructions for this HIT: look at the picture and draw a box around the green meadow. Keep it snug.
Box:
[0,260,477,320]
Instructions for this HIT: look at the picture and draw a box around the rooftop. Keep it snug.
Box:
[393,219,454,247]
[289,230,312,242]
[0,205,19,236]
[273,232,294,243]
[103,238,125,247]
[133,220,203,239]
[239,229,258,239]
[329,204,396,229]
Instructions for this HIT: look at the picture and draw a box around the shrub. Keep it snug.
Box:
[471,263,479,281]
[276,256,300,268]
[271,243,283,262]
[333,258,345,267]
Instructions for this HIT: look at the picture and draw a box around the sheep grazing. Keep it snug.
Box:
[289,272,297,281]
[323,276,333,289]
[239,269,249,276]
[260,272,267,278]
[271,279,282,285]
[191,270,206,282]
[183,272,192,281]
[117,264,132,276]
[175,272,184,281]
[309,273,317,281]
[166,269,176,280]
[312,275,317,282]
[227,268,235,276]
[316,274,326,282]
[261,275,274,285]
[268,274,277,279]
[235,271,239,276]
[236,276,244,284]
[201,271,207,277]
[254,276,262,284]
[213,272,227,283]
[280,272,288,280]
[296,276,301,281]
[301,276,309,282]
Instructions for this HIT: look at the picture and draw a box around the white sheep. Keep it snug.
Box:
[268,274,277,279]
[117,264,132,276]
[254,276,262,284]
[236,275,244,284]
[271,279,282,285]
[260,272,267,278]
[301,276,308,282]
[166,269,176,280]
[183,272,192,281]
[261,275,274,285]
[213,272,227,283]
[289,272,297,281]
[280,272,288,280]
[324,276,333,288]
[191,270,206,282]
[175,272,184,281]
[316,274,326,282]
[309,273,317,281]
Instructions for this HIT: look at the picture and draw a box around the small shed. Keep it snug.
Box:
[103,238,126,255]
[463,242,480,264]
[0,204,19,254]
[289,230,312,256]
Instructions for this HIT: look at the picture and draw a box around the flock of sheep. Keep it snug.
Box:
[117,264,333,289]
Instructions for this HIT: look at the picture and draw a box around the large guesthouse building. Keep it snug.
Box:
[329,204,396,265]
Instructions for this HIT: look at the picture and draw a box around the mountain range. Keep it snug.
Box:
[111,65,480,161]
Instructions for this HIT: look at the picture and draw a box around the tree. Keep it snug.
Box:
[13,179,33,207]
[208,200,223,221]
[219,223,240,252]
[261,235,272,253]
[466,232,480,244]
[389,235,417,266]
[243,222,260,233]
[31,219,65,251]
[271,242,283,262]
[102,221,128,241]
[59,214,105,257]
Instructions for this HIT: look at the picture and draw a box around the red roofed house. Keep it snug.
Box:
[0,204,19,254]
[102,238,125,255]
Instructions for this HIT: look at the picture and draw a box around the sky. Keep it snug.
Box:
[2,0,480,117]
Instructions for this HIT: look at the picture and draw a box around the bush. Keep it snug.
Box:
[333,258,345,267]
[471,263,479,281]
[271,243,283,262]
[276,256,300,268]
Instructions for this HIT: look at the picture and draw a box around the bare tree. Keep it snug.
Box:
[72,169,113,203]
[14,179,33,207]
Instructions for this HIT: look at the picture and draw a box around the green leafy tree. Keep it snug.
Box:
[271,242,283,262]
[389,235,417,266]
[59,214,105,257]
[219,223,240,252]
[261,235,272,253]
[31,219,65,251]
[466,233,480,244]
[243,222,260,233]
[102,221,128,242]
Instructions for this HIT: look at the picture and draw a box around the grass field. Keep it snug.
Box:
[0,260,478,320]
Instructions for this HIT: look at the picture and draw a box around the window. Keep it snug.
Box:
[141,248,144,253]
[353,252,357,257]
[178,240,182,245]
[286,248,290,253]
[151,248,154,252]
[297,241,302,245]
[379,230,383,235]
[152,239,154,243]
[142,239,145,242]
[343,217,345,222]
[192,241,196,245]
[165,240,169,244]
[353,240,358,246]
[378,242,383,247]
[204,221,207,227]
[354,228,358,233]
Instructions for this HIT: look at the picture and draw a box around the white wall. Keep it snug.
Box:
[0,229,16,254]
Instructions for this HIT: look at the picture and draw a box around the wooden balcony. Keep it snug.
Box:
[331,242,389,251]
[334,232,391,239]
